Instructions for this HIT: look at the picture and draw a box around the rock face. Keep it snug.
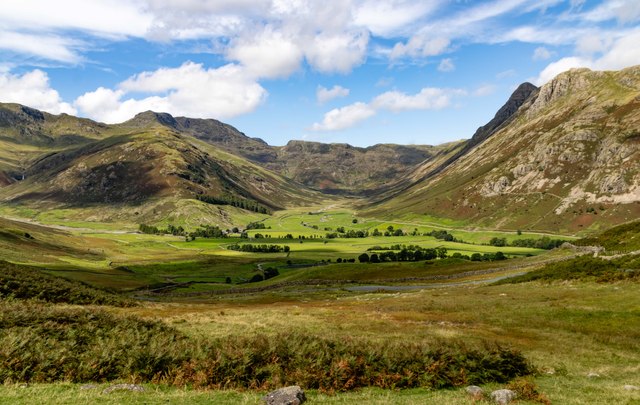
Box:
[373,65,640,233]
[263,386,306,405]
[491,389,517,404]
[424,82,538,179]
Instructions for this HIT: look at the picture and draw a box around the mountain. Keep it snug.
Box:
[0,108,323,226]
[123,112,442,195]
[370,66,640,233]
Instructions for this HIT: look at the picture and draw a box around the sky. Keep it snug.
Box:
[1,0,639,147]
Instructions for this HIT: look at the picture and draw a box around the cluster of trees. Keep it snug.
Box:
[371,226,406,237]
[228,244,290,253]
[248,267,280,283]
[326,229,369,239]
[139,223,229,240]
[452,252,507,261]
[359,247,448,263]
[190,225,226,239]
[139,223,186,236]
[490,236,565,250]
[197,194,270,214]
[246,222,267,230]
[426,229,464,242]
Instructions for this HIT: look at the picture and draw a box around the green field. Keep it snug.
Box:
[0,204,637,404]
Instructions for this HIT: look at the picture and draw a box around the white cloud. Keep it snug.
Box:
[226,28,303,79]
[581,0,640,23]
[352,0,438,37]
[474,84,496,97]
[0,0,152,37]
[533,46,552,61]
[0,30,84,64]
[438,58,455,72]
[390,36,449,59]
[75,62,267,123]
[534,56,590,85]
[372,88,463,112]
[496,69,517,79]
[311,102,376,131]
[0,69,76,114]
[312,86,465,131]
[534,29,640,85]
[575,35,607,56]
[316,85,350,104]
[304,31,370,74]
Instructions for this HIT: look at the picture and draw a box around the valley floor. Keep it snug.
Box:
[0,206,638,404]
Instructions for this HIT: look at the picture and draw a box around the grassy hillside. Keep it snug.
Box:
[370,66,640,234]
[0,261,133,306]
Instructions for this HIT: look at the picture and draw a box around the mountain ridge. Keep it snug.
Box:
[0,65,638,233]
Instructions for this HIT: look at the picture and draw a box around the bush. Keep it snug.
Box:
[0,301,533,390]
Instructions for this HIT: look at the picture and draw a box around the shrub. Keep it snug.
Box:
[0,302,533,391]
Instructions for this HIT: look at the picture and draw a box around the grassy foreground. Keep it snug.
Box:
[1,280,638,404]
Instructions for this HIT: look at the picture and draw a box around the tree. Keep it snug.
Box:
[490,237,507,247]
[494,251,506,261]
[284,246,290,253]
[372,228,381,236]
[387,225,394,232]
[264,267,279,279]
[358,253,370,263]
[352,218,358,224]
[225,276,232,284]
[370,253,380,263]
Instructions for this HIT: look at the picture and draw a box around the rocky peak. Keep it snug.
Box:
[469,82,538,146]
[124,111,178,128]
[528,68,591,115]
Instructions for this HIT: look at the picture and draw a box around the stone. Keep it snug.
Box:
[491,389,517,405]
[587,372,601,378]
[102,384,145,394]
[624,385,640,391]
[80,384,99,390]
[263,386,306,405]
[466,385,484,399]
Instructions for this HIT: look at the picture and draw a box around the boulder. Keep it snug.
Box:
[624,385,640,391]
[102,384,145,394]
[263,386,306,405]
[491,389,517,404]
[466,385,484,399]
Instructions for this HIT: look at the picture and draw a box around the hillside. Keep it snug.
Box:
[0,110,324,225]
[370,65,640,234]
[125,112,441,195]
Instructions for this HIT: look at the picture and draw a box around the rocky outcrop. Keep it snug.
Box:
[491,388,517,404]
[263,386,306,405]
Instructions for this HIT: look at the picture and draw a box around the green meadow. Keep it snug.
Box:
[1,204,637,404]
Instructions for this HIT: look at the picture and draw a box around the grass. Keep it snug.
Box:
[0,261,133,306]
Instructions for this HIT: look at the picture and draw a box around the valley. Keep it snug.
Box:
[0,65,639,404]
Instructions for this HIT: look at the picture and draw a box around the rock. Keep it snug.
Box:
[263,386,306,405]
[466,385,484,399]
[624,385,640,391]
[587,372,601,378]
[491,389,517,404]
[102,384,145,394]
[80,384,99,390]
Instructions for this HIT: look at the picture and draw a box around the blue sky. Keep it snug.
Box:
[1,0,639,147]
